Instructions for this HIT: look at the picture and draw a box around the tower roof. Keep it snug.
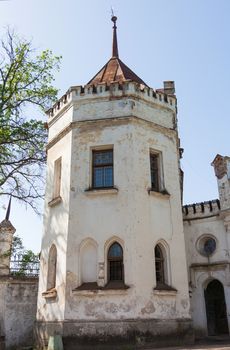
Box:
[87,16,148,87]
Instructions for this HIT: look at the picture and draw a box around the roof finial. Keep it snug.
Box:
[111,10,119,58]
[5,196,12,221]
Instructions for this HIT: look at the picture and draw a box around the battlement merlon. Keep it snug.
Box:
[46,81,177,141]
[183,199,221,220]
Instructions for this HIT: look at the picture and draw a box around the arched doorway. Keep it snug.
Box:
[204,279,229,335]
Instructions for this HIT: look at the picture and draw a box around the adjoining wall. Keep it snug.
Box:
[183,201,230,337]
[0,276,38,349]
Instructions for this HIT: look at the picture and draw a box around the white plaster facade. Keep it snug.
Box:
[35,18,230,349]
[35,80,193,347]
[183,156,230,337]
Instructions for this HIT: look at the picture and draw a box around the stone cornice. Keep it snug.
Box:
[46,115,177,151]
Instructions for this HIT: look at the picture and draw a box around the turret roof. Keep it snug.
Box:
[87,16,148,87]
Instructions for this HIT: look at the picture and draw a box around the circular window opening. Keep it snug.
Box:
[197,236,217,257]
[203,238,216,256]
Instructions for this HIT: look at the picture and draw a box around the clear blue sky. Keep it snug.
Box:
[0,0,229,252]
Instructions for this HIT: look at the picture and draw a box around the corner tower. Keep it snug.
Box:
[36,17,193,348]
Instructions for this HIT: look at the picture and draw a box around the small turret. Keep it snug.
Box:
[0,197,16,276]
[211,154,230,211]
[212,154,230,233]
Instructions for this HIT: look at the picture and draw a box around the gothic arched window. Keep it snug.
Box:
[155,244,165,284]
[108,242,123,281]
[47,244,57,290]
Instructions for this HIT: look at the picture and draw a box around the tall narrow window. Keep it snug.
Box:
[155,244,164,284]
[53,157,62,198]
[47,244,57,290]
[150,153,160,191]
[92,149,113,188]
[108,242,123,281]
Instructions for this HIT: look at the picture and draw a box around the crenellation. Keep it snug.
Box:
[183,199,221,220]
[46,81,177,122]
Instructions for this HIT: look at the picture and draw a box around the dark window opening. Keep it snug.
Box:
[108,242,123,282]
[92,149,113,188]
[155,244,164,284]
[150,153,160,191]
[203,238,216,256]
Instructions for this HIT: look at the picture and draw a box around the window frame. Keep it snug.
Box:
[53,157,62,199]
[107,242,124,282]
[92,148,114,189]
[155,244,165,285]
[149,150,164,192]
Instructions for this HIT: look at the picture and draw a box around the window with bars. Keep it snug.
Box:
[150,153,160,191]
[92,149,113,188]
[108,242,123,281]
[155,244,165,284]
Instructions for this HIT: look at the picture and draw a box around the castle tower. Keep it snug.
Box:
[36,17,192,348]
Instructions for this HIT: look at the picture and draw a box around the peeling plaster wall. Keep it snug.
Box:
[0,277,38,349]
[184,216,230,336]
[63,117,190,322]
[47,82,176,141]
[36,132,72,322]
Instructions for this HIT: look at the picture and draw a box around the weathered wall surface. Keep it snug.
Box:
[183,203,230,337]
[36,131,72,323]
[36,83,192,348]
[0,276,38,349]
[63,117,190,321]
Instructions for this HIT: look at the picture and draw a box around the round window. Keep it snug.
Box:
[203,238,216,256]
[197,236,217,257]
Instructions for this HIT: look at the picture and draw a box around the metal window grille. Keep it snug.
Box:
[10,254,40,277]
[108,242,123,281]
[155,245,164,284]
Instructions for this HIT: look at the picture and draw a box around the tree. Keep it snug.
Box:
[0,30,61,213]
[10,234,40,276]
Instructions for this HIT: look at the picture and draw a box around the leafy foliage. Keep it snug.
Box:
[11,234,24,254]
[11,234,39,276]
[0,30,61,212]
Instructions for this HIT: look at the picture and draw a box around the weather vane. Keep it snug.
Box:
[111,6,117,26]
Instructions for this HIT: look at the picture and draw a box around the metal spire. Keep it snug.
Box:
[111,13,119,58]
[5,196,12,221]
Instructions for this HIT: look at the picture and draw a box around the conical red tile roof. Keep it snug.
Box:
[87,57,148,86]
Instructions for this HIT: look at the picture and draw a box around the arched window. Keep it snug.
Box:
[47,244,57,290]
[155,244,165,285]
[108,242,123,281]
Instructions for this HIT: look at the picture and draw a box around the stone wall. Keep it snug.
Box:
[0,276,38,349]
[183,204,230,337]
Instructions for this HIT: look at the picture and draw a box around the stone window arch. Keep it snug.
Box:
[154,241,171,288]
[80,239,98,284]
[155,244,165,284]
[107,242,123,282]
[47,244,57,290]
